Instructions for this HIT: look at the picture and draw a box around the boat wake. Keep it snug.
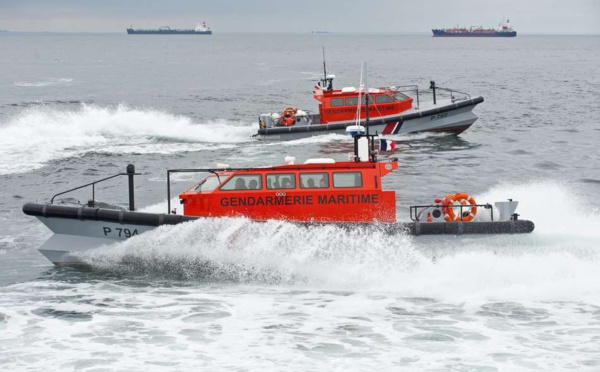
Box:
[77,181,600,303]
[78,218,419,286]
[0,104,255,175]
[13,78,74,87]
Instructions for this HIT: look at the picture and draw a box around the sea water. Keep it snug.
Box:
[1,33,600,371]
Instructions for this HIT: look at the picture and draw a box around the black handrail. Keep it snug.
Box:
[431,85,471,102]
[391,82,472,108]
[50,164,140,211]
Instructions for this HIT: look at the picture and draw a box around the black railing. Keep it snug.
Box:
[429,81,471,103]
[410,203,493,222]
[388,82,471,108]
[50,164,140,211]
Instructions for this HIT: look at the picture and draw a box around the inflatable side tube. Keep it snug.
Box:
[23,203,197,227]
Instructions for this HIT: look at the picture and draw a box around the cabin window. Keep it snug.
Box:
[374,95,394,104]
[266,173,296,189]
[348,96,369,105]
[194,174,225,192]
[345,97,358,106]
[392,92,409,101]
[220,174,262,191]
[333,172,363,188]
[330,98,344,107]
[300,172,329,188]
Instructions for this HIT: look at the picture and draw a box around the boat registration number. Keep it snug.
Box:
[102,226,139,238]
[430,112,448,121]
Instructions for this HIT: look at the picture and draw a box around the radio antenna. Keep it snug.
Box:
[322,46,327,81]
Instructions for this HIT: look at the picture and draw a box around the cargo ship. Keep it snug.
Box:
[432,19,516,37]
[126,22,212,35]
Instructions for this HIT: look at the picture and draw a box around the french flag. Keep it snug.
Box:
[379,138,396,152]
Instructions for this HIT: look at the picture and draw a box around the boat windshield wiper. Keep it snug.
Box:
[209,170,222,185]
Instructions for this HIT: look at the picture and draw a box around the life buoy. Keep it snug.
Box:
[280,106,297,126]
[439,193,478,222]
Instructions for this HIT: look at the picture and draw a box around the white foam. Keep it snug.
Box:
[390,181,600,303]
[76,181,600,305]
[0,104,256,175]
[476,180,600,237]
[80,217,420,287]
[13,78,74,87]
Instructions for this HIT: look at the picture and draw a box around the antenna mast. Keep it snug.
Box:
[322,46,327,81]
[364,61,370,137]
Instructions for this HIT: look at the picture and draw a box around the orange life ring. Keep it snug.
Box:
[280,106,297,126]
[441,193,478,222]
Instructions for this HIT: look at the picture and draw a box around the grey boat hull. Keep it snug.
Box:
[23,202,534,266]
[256,97,484,141]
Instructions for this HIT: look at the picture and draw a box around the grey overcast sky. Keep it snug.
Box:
[1,0,599,34]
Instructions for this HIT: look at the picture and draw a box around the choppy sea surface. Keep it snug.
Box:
[1,32,600,371]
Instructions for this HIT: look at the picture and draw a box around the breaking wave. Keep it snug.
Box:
[0,104,255,175]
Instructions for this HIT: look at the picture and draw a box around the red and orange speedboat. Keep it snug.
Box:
[23,126,534,266]
[257,73,484,140]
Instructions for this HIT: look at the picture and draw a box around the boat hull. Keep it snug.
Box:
[256,97,483,141]
[23,202,534,266]
[24,203,195,265]
[432,29,517,37]
[126,29,212,35]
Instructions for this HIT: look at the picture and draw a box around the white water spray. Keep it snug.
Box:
[0,104,255,175]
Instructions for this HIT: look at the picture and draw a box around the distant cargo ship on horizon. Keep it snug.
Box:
[126,22,212,35]
[432,19,516,37]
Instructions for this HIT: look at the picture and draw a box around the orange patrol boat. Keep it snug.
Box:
[256,56,484,140]
[22,128,534,266]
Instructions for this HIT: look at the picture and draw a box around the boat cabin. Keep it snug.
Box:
[313,86,413,124]
[179,159,398,223]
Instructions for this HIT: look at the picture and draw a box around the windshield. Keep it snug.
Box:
[392,92,410,101]
[194,174,223,192]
